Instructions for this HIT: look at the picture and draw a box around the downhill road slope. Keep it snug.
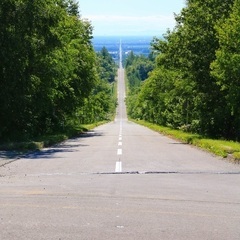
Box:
[0,67,240,240]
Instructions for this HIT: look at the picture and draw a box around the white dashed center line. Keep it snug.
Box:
[117,149,122,155]
[115,161,122,172]
[115,118,123,172]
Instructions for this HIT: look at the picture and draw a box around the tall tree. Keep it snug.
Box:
[78,47,117,123]
[166,0,235,136]
[211,0,240,139]
[127,0,236,138]
[0,0,98,140]
[97,47,117,83]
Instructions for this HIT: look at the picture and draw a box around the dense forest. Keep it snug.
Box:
[0,0,116,142]
[126,0,240,141]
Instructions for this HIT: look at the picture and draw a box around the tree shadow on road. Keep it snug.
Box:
[0,129,104,161]
[168,142,188,145]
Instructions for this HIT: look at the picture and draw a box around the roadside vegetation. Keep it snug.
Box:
[125,0,240,163]
[0,0,117,151]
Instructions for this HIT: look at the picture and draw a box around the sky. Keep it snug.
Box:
[78,0,186,36]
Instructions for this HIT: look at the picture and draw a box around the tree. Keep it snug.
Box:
[169,0,234,136]
[125,52,154,118]
[0,0,98,140]
[78,47,117,123]
[131,0,235,137]
[211,0,240,139]
[97,47,117,83]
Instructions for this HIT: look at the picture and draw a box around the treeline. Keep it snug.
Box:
[0,0,116,141]
[126,0,240,140]
[125,52,154,116]
[78,47,117,124]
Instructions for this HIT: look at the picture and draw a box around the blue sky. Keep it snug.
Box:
[78,0,186,36]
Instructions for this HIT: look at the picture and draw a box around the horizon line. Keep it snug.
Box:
[92,34,163,37]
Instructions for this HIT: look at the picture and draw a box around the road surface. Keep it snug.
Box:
[0,66,240,240]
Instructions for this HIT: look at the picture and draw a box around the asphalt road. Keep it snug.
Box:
[0,67,240,240]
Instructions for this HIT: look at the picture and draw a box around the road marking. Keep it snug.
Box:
[116,225,124,229]
[117,149,122,155]
[119,137,122,141]
[119,121,122,136]
[118,142,122,146]
[115,161,122,172]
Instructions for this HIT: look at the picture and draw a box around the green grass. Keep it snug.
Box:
[233,152,240,163]
[132,119,240,163]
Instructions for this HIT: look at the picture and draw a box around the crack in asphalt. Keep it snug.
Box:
[1,171,240,178]
[93,171,240,175]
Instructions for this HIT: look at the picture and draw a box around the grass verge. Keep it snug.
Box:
[132,119,240,164]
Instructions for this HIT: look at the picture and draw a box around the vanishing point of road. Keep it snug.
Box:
[1,64,240,240]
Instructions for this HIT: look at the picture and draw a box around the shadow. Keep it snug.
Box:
[54,143,87,149]
[0,130,104,161]
[0,151,21,160]
[168,142,188,145]
[78,131,104,138]
[23,147,77,159]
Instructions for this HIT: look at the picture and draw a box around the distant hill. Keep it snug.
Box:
[92,36,154,63]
